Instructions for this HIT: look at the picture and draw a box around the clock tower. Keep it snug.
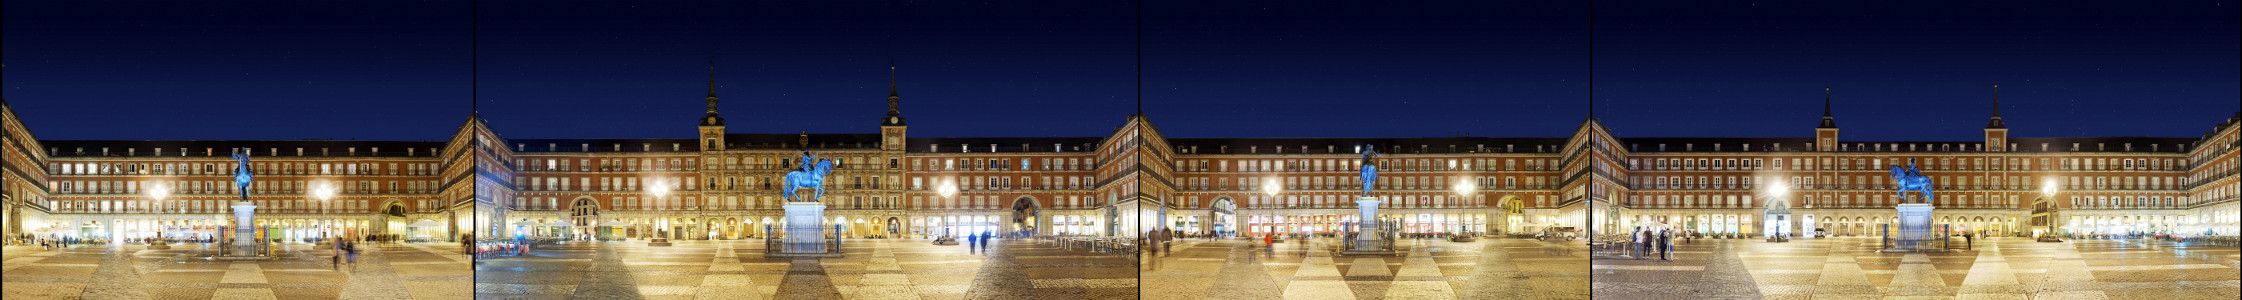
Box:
[880,62,907,151]
[699,60,726,151]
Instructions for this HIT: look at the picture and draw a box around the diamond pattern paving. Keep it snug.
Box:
[473,238,1136,300]
[2,241,471,300]
[1142,237,1588,299]
[1590,237,2241,299]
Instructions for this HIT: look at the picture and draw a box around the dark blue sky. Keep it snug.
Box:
[1593,1,2241,141]
[6,1,2234,142]
[475,1,1134,139]
[3,0,471,141]
[1144,1,1591,138]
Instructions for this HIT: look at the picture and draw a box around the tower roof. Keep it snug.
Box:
[701,57,725,126]
[1818,87,1838,128]
[1986,85,2006,129]
[883,60,906,126]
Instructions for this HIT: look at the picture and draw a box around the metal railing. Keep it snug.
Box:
[762,225,843,255]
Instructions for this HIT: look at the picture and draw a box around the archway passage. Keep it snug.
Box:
[1499,196,1525,236]
[1011,197,1040,237]
[381,202,408,240]
[1209,198,1237,238]
[569,197,601,240]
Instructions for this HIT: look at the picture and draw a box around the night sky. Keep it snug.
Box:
[475,1,1135,139]
[1594,1,2241,141]
[1144,1,1591,138]
[3,0,471,141]
[7,1,2235,142]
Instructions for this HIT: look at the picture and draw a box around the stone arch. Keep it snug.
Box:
[1011,196,1042,236]
[1498,195,1526,234]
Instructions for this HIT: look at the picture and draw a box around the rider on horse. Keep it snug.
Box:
[1360,149,1379,197]
[798,150,819,172]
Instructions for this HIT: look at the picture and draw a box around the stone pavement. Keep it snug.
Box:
[1590,237,2242,299]
[1141,237,1589,299]
[473,238,1136,300]
[2,241,472,300]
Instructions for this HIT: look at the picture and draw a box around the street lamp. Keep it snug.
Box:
[144,181,173,249]
[647,177,673,246]
[1453,179,1476,237]
[2040,178,2062,242]
[310,180,336,245]
[1763,178,1790,239]
[1262,177,1280,237]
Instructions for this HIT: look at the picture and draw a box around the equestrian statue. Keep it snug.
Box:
[232,149,255,200]
[782,152,835,202]
[1889,158,1934,204]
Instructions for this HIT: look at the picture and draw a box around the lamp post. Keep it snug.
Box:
[2040,180,2062,242]
[938,179,958,237]
[1453,179,1477,240]
[1453,179,1475,236]
[310,179,337,266]
[1262,177,1280,237]
[145,181,172,249]
[1763,179,1791,240]
[648,177,672,246]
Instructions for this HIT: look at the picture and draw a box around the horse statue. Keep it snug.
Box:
[1889,164,1934,204]
[231,149,254,200]
[782,158,834,202]
[1359,149,1379,197]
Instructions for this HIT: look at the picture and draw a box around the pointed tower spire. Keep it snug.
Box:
[882,59,906,126]
[707,57,718,99]
[1987,84,2006,128]
[888,58,899,98]
[1817,87,1837,128]
[699,57,725,126]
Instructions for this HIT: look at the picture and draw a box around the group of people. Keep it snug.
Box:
[1632,227,1675,261]
[962,230,995,252]
[332,240,362,271]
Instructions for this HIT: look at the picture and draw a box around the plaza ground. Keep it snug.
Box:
[2,241,472,299]
[1140,236,1590,299]
[472,238,1137,299]
[1590,236,2241,299]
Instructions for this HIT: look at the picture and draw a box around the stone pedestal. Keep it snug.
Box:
[781,202,828,254]
[1345,197,1395,255]
[230,201,260,256]
[1883,203,1942,252]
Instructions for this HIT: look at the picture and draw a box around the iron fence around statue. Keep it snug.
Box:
[763,225,843,254]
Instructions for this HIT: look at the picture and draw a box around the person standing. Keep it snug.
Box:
[966,233,979,252]
[1641,228,1659,258]
[1659,229,1673,261]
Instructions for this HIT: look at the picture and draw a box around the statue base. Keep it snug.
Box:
[1343,197,1395,255]
[779,202,834,255]
[146,241,171,250]
[1881,203,1946,253]
[649,238,671,246]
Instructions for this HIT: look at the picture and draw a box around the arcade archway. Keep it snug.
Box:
[1011,197,1041,237]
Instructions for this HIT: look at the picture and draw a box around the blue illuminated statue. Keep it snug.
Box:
[232,149,254,200]
[796,150,818,172]
[1889,158,1934,203]
[783,153,834,202]
[1359,149,1379,197]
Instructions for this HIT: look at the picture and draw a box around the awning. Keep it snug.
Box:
[598,220,627,227]
[511,220,540,226]
[546,220,573,227]
[408,220,445,228]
